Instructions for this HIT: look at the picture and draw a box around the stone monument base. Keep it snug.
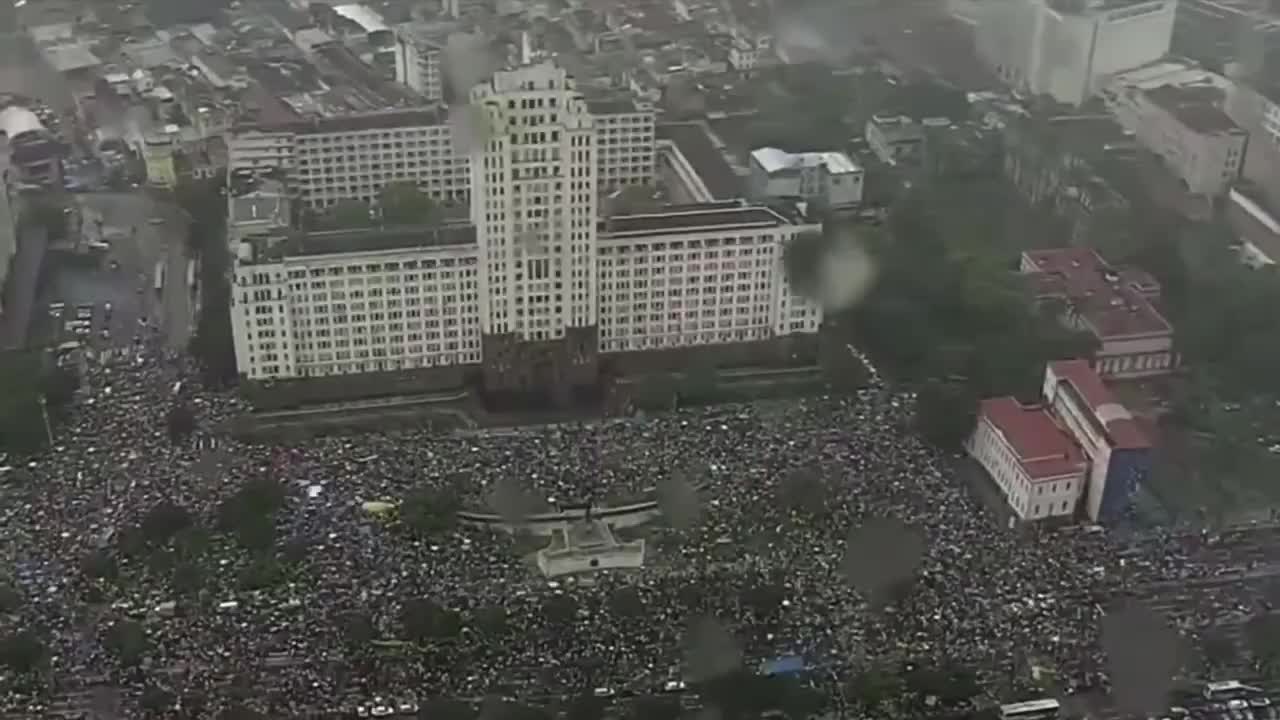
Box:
[536,519,645,577]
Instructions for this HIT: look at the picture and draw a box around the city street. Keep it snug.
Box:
[33,192,193,352]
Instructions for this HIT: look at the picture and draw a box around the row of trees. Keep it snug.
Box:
[178,176,238,386]
[0,352,78,456]
[784,178,1095,449]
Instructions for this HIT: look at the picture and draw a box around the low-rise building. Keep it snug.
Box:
[968,359,1150,524]
[1043,359,1150,524]
[865,114,926,165]
[1021,247,1177,379]
[865,115,926,166]
[967,396,1088,523]
[1106,82,1246,196]
[747,147,864,208]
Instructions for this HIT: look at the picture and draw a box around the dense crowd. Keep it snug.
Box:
[0,331,1274,718]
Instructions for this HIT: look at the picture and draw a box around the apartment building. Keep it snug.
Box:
[586,96,657,194]
[226,108,470,209]
[230,223,482,379]
[597,202,823,353]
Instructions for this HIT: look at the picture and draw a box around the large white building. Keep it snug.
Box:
[226,97,656,211]
[226,109,470,209]
[467,62,600,341]
[230,224,482,379]
[597,202,823,353]
[229,62,819,383]
[977,0,1177,106]
[586,97,657,195]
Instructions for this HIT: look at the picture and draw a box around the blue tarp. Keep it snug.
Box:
[760,655,805,676]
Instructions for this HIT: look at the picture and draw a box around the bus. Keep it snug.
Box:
[1000,699,1061,720]
[1204,680,1263,700]
[154,261,165,293]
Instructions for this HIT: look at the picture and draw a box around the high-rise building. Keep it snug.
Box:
[467,61,600,392]
[977,0,1176,106]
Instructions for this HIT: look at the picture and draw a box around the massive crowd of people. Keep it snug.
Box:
[0,331,1275,718]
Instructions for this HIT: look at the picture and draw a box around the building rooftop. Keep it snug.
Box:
[1022,247,1172,340]
[656,122,743,200]
[247,222,477,263]
[234,106,447,135]
[585,96,649,115]
[332,4,389,33]
[750,147,861,175]
[1144,84,1242,135]
[1047,359,1150,449]
[601,203,790,238]
[980,397,1088,481]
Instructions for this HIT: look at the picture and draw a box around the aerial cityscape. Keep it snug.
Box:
[5,0,1280,717]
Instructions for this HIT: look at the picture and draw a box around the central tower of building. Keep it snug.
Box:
[468,61,600,398]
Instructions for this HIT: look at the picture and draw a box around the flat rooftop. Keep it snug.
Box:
[656,122,744,200]
[1022,248,1172,339]
[585,96,647,115]
[1144,84,1241,135]
[246,222,476,263]
[234,106,447,135]
[600,204,788,239]
[980,397,1087,481]
[1047,359,1149,449]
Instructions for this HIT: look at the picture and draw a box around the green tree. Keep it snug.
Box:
[166,403,197,443]
[400,598,462,643]
[400,487,461,537]
[339,610,375,649]
[179,176,237,387]
[1248,614,1280,677]
[320,199,373,229]
[80,549,119,582]
[472,604,509,636]
[844,667,904,710]
[378,182,438,225]
[630,695,680,720]
[104,619,149,667]
[140,501,194,546]
[609,587,646,618]
[566,694,606,720]
[631,374,678,412]
[140,685,176,714]
[914,380,978,450]
[237,555,285,590]
[0,582,20,614]
[0,629,47,674]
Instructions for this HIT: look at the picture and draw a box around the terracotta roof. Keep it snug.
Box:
[1021,248,1172,340]
[1047,360,1150,450]
[980,397,1087,481]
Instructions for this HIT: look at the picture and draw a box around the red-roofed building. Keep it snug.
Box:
[966,397,1088,523]
[1020,248,1177,379]
[1043,360,1151,524]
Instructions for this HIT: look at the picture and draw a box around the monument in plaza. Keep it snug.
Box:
[535,515,645,577]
